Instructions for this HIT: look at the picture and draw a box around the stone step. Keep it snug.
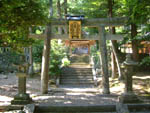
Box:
[62,69,92,72]
[62,73,93,76]
[69,64,91,67]
[62,70,92,72]
[61,76,93,79]
[61,66,94,85]
[60,80,94,85]
[64,66,92,68]
[70,58,90,63]
[131,112,150,113]
[62,71,92,74]
[62,67,92,70]
[128,104,150,112]
[60,78,93,81]
[35,112,116,113]
[51,86,98,92]
[35,105,116,113]
[60,78,94,81]
[61,73,93,76]
[60,80,94,84]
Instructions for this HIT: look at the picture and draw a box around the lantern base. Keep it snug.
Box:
[119,92,141,103]
[11,93,32,105]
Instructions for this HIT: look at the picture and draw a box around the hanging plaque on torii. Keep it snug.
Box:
[66,15,84,39]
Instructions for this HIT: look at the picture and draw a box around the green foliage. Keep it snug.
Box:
[32,39,69,76]
[0,50,23,72]
[0,0,49,47]
[140,56,150,66]
[32,40,44,63]
[90,45,100,68]
[0,0,150,74]
[0,51,22,65]
[50,39,68,76]
[0,0,48,28]
[61,57,70,67]
[125,0,150,24]
[68,0,107,18]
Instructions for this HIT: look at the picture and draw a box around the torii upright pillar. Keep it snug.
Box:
[41,0,53,94]
[41,25,51,94]
[98,26,110,94]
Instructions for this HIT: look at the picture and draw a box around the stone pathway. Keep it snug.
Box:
[34,92,118,106]
[0,72,150,107]
[0,73,118,107]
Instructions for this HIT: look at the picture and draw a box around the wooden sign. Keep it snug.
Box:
[69,21,81,39]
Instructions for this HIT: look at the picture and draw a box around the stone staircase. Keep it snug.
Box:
[60,54,94,86]
[60,65,94,86]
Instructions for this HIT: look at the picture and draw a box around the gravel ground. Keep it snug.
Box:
[0,72,150,106]
[34,93,118,106]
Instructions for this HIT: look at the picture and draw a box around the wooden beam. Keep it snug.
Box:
[29,33,123,41]
[29,34,46,39]
[106,34,123,40]
[50,17,128,27]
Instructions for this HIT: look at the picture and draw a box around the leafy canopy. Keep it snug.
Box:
[0,0,49,48]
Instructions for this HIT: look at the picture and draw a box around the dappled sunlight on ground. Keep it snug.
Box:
[133,76,150,80]
[109,78,125,95]
[132,72,150,96]
[0,71,150,106]
[66,92,96,96]
[34,92,118,106]
[133,77,150,96]
[0,95,13,106]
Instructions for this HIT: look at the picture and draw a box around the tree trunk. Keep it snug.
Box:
[63,0,68,33]
[41,0,53,94]
[111,52,117,78]
[57,0,62,18]
[131,23,139,61]
[57,0,63,34]
[64,0,67,15]
[111,40,122,80]
[108,0,122,79]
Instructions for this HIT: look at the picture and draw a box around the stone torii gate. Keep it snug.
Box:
[29,17,127,94]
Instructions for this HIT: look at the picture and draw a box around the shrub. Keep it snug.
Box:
[140,56,150,66]
[61,57,70,67]
[32,39,70,76]
[50,40,68,76]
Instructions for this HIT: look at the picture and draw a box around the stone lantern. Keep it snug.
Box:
[11,63,32,105]
[119,54,141,103]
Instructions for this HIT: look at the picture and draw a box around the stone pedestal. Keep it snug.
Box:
[11,73,32,105]
[119,54,141,103]
[119,92,140,103]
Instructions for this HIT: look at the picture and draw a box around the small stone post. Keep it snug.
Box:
[11,64,32,105]
[119,54,140,103]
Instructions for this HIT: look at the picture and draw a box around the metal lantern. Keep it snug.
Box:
[66,15,84,39]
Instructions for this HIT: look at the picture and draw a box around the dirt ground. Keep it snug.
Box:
[0,71,150,106]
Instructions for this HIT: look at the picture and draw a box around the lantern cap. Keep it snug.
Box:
[66,15,84,20]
